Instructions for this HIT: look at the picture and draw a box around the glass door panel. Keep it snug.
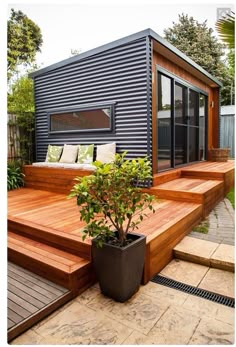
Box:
[157,74,172,171]
[175,83,186,124]
[175,125,187,165]
[189,127,199,162]
[189,90,199,126]
[156,71,207,172]
[174,83,187,165]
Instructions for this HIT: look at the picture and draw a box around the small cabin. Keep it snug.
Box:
[30,28,222,176]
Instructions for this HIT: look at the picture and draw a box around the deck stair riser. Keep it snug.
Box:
[8,232,95,293]
[8,217,91,261]
[144,204,203,282]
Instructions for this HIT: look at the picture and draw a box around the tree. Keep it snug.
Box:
[216,12,235,49]
[164,14,234,105]
[8,75,34,113]
[8,75,35,163]
[216,12,235,105]
[7,8,43,79]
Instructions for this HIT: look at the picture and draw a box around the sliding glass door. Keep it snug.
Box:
[157,69,208,172]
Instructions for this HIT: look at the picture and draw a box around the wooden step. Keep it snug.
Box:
[181,161,234,194]
[153,168,182,186]
[149,178,224,217]
[8,188,91,260]
[8,216,91,260]
[140,200,203,283]
[8,231,95,293]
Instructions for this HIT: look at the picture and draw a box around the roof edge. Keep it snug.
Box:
[29,28,151,78]
[149,29,222,87]
[30,27,222,87]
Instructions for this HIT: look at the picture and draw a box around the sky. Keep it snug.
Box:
[6,0,235,70]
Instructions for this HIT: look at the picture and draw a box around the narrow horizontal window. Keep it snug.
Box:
[49,105,113,133]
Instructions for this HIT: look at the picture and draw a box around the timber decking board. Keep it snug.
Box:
[8,262,71,341]
[8,232,90,272]
[181,160,234,173]
[8,189,198,240]
[151,178,223,193]
[7,161,234,299]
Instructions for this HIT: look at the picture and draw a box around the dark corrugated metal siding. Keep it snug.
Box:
[34,37,152,162]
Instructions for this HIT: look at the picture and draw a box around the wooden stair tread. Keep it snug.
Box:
[181,160,234,173]
[136,200,202,240]
[152,178,223,193]
[8,231,90,273]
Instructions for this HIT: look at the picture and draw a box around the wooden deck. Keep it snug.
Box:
[8,160,234,339]
[8,262,72,342]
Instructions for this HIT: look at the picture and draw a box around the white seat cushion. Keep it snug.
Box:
[59,144,79,163]
[32,162,96,171]
[96,142,116,163]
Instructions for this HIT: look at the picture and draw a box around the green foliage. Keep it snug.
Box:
[7,161,25,191]
[227,187,235,209]
[69,153,155,247]
[8,75,35,113]
[215,12,235,49]
[8,75,35,164]
[192,218,209,234]
[8,8,43,79]
[164,13,234,105]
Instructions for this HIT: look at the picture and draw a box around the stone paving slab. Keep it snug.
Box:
[198,268,235,299]
[210,243,235,272]
[10,281,235,345]
[189,317,234,345]
[160,258,209,287]
[174,236,235,272]
[174,236,219,266]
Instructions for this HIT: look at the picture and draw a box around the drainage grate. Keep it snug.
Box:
[151,274,235,308]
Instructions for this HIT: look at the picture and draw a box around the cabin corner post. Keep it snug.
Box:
[150,39,157,175]
[146,36,152,174]
[209,87,220,149]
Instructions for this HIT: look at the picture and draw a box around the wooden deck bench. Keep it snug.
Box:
[23,165,94,194]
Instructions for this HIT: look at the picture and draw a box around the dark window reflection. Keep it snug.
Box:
[157,74,172,171]
[175,125,187,165]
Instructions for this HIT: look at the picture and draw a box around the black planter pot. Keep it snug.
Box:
[92,232,146,302]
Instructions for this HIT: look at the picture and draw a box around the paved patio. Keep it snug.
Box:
[10,196,235,345]
[10,280,234,345]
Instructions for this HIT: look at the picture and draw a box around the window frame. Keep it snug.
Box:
[156,66,209,172]
[47,103,115,134]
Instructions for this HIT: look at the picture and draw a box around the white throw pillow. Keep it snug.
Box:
[96,142,116,163]
[59,144,79,163]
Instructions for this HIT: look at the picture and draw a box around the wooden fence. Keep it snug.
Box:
[7,113,35,164]
[220,114,235,158]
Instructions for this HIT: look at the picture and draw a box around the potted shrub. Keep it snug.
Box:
[69,152,155,302]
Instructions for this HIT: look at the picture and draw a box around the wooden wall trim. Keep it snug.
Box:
[151,39,157,174]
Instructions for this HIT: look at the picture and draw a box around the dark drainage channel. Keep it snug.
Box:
[151,274,235,308]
